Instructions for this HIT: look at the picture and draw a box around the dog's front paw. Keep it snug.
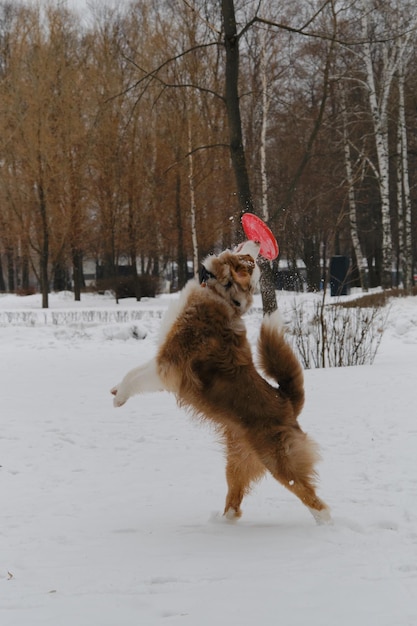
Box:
[110,385,127,407]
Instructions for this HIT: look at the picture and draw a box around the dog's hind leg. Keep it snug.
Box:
[285,480,331,525]
[260,430,331,525]
[274,468,331,524]
[111,358,164,407]
[222,428,267,520]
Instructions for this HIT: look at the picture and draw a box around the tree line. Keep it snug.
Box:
[0,0,416,307]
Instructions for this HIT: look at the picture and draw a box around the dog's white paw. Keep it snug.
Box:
[223,507,241,522]
[111,385,127,407]
[113,395,127,407]
[309,506,333,526]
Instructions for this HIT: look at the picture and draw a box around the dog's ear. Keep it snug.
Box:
[229,254,255,290]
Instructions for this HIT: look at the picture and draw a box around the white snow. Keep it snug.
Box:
[1,289,416,626]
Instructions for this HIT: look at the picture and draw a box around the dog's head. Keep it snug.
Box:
[200,250,260,314]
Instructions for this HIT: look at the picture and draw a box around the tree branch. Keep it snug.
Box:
[108,41,220,102]
[270,4,338,221]
[164,143,230,174]
[247,14,417,47]
[181,0,221,35]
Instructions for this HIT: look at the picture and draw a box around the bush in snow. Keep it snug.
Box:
[289,295,389,368]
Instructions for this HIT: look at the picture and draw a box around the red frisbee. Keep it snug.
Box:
[241,213,279,260]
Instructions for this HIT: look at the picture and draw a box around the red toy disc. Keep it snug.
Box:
[241,213,279,260]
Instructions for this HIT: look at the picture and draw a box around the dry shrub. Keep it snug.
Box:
[338,287,417,309]
[15,287,36,296]
[289,294,389,368]
[95,275,160,299]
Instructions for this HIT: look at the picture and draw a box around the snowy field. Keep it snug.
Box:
[1,288,417,626]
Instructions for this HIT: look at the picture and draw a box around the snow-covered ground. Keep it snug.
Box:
[1,288,416,626]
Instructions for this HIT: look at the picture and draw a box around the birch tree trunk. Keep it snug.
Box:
[259,30,270,224]
[361,12,396,288]
[340,87,367,290]
[187,113,199,279]
[397,54,413,291]
[256,29,278,310]
[396,110,404,287]
[361,9,416,289]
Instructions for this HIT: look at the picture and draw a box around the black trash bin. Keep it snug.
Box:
[329,255,350,296]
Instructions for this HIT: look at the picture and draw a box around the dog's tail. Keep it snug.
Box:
[258,310,305,418]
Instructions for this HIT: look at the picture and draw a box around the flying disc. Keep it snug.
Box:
[241,213,279,260]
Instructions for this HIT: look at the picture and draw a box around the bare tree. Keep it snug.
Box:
[0,0,416,301]
[340,85,367,290]
[396,42,413,291]
[359,3,416,288]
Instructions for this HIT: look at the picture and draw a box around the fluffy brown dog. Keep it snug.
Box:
[111,245,330,524]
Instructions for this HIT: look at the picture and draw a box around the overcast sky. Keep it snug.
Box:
[19,0,128,17]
